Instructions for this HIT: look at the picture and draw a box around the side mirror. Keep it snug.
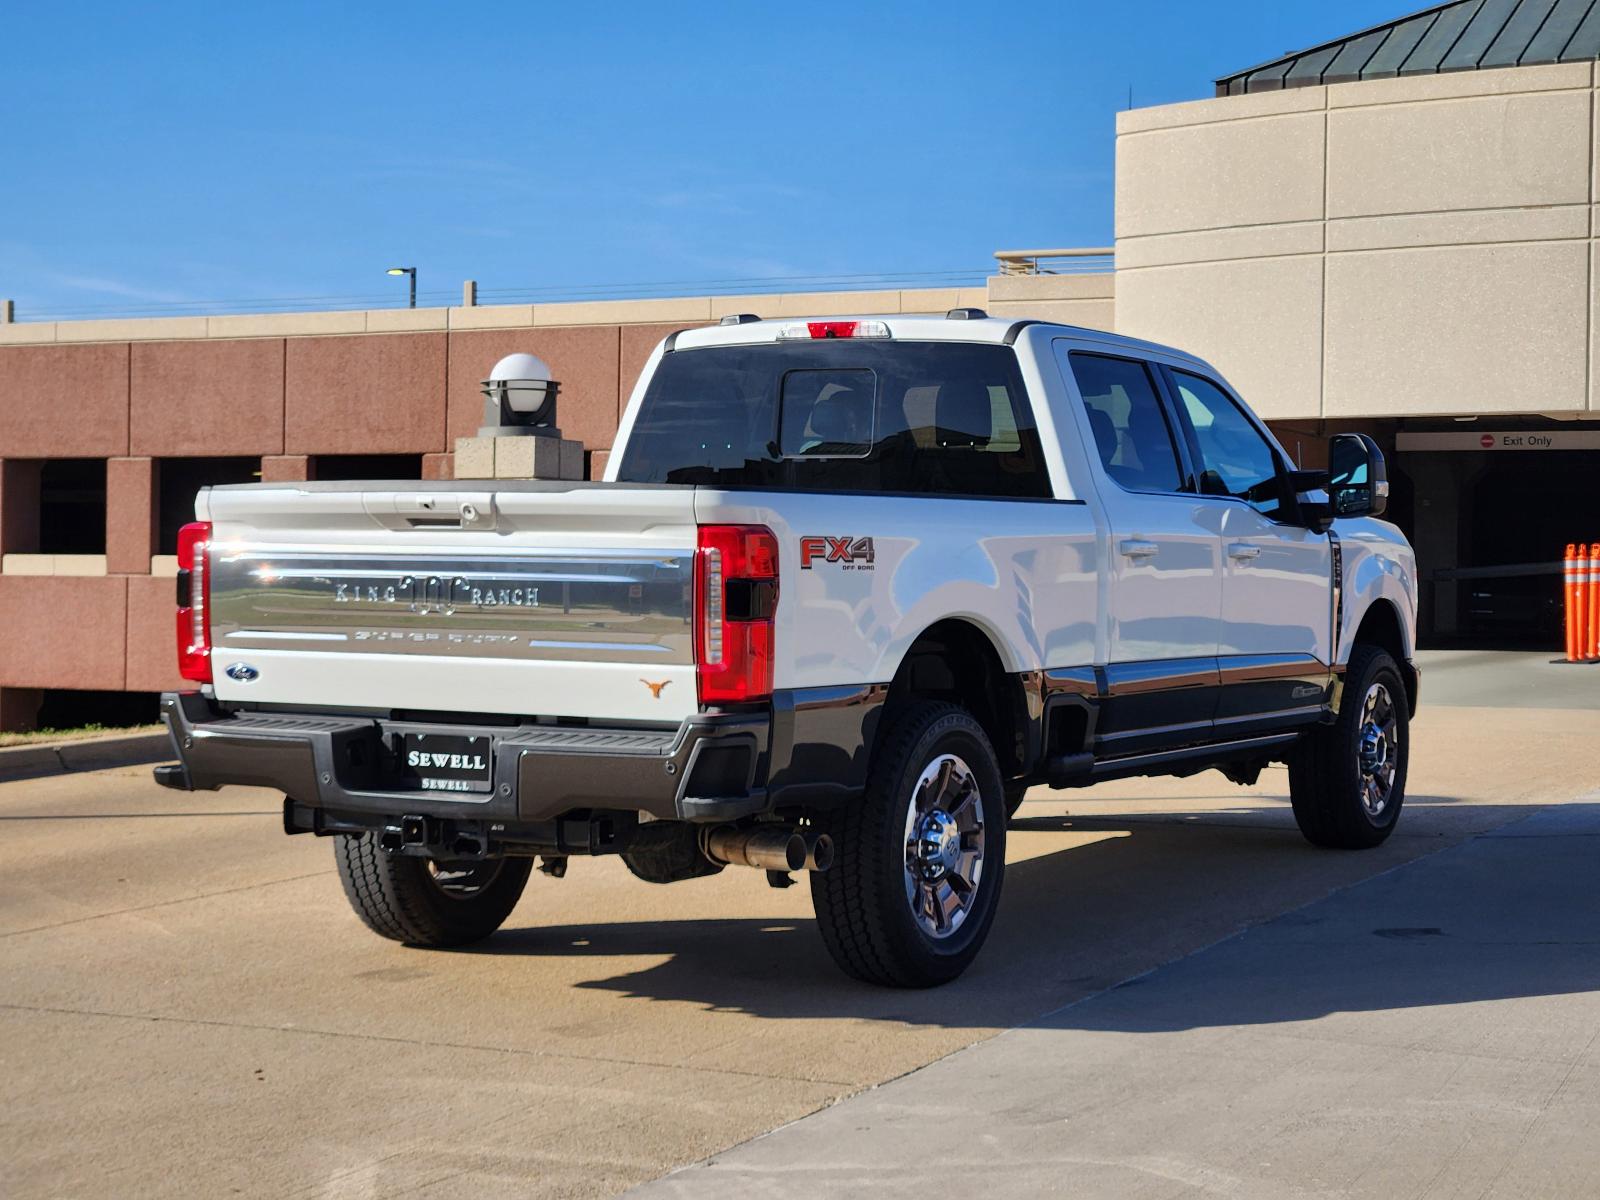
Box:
[1328,433,1388,519]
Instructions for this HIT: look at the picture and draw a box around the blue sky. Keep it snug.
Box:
[1,1,1406,319]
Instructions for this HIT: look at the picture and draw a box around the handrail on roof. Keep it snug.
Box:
[992,248,1115,276]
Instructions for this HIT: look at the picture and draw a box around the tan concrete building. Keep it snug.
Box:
[1116,1,1600,644]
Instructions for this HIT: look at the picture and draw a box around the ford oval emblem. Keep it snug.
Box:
[224,662,260,683]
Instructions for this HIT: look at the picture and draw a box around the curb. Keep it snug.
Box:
[0,731,172,783]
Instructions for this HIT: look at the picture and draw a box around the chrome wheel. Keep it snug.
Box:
[425,859,504,899]
[1356,682,1399,818]
[902,753,986,940]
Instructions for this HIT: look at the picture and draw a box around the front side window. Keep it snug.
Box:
[1067,352,1185,493]
[618,341,1051,499]
[1172,371,1285,518]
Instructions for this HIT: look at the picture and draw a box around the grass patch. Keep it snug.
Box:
[0,723,163,748]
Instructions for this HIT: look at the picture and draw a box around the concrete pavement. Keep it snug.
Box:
[638,797,1600,1198]
[0,654,1596,1197]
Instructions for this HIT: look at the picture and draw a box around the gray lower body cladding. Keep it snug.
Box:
[153,684,885,833]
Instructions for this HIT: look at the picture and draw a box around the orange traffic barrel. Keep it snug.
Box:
[1578,543,1592,662]
[1590,542,1600,661]
[1566,544,1580,662]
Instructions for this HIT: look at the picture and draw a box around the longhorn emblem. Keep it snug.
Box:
[640,679,671,699]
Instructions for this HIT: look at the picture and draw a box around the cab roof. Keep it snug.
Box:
[665,311,1211,371]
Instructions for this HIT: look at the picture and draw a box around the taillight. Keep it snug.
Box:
[175,521,213,683]
[776,320,891,340]
[696,524,779,704]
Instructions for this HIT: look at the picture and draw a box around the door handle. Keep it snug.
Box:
[1119,539,1158,560]
[1227,542,1262,561]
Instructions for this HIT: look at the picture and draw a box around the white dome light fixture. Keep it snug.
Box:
[479,352,561,437]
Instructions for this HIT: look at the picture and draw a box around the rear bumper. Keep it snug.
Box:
[155,691,773,826]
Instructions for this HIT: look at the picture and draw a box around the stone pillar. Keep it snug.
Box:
[106,457,157,574]
[0,299,14,323]
[0,688,41,732]
[462,280,478,306]
[452,436,585,481]
[261,455,313,482]
[0,458,42,556]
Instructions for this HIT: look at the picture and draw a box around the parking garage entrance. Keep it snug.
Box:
[1393,427,1600,647]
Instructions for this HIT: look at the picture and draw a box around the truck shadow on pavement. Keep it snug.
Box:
[465,800,1600,1035]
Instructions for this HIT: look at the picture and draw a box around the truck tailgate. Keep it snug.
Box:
[200,482,699,723]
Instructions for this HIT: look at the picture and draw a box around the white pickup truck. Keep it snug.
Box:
[155,311,1418,987]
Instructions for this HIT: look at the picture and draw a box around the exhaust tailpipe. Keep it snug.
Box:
[702,826,824,872]
[799,831,833,872]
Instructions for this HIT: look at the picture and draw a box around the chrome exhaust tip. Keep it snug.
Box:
[800,831,834,873]
[702,826,807,872]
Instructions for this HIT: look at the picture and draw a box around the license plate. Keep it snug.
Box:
[398,732,493,793]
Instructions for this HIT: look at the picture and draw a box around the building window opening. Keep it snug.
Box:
[158,457,259,554]
[38,459,107,555]
[35,688,160,732]
[312,455,424,481]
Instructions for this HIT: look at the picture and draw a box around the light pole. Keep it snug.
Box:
[386,266,417,308]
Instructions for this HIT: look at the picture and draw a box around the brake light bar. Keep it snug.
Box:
[176,521,213,683]
[696,525,779,704]
[776,320,891,341]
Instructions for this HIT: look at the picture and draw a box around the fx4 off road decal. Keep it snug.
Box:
[800,536,875,570]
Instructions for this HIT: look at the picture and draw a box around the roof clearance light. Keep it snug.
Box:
[776,320,891,341]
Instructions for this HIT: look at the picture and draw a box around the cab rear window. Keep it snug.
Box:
[616,341,1051,499]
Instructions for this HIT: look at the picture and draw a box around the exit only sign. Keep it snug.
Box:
[1395,430,1600,452]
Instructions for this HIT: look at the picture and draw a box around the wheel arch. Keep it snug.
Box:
[1348,598,1418,715]
[877,618,1032,781]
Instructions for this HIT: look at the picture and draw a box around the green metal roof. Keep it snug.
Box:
[1216,0,1600,95]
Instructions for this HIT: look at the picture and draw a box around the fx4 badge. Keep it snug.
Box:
[800,536,875,571]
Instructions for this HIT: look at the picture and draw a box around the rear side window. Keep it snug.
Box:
[1067,353,1185,493]
[617,341,1051,499]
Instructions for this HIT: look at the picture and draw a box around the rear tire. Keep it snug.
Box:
[335,834,532,947]
[1289,644,1409,849]
[811,701,1006,987]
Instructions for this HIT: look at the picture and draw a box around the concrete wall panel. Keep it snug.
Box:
[56,317,210,343]
[1325,60,1593,109]
[1326,205,1589,253]
[285,333,447,455]
[619,324,684,413]
[446,326,622,449]
[208,311,366,339]
[448,305,535,331]
[105,458,156,575]
[1593,240,1600,415]
[131,338,285,457]
[125,574,184,693]
[985,299,1115,330]
[1327,88,1591,219]
[1324,242,1589,418]
[1117,112,1325,239]
[0,577,126,689]
[0,343,130,458]
[1116,256,1325,420]
[986,275,1114,303]
[1117,85,1325,135]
